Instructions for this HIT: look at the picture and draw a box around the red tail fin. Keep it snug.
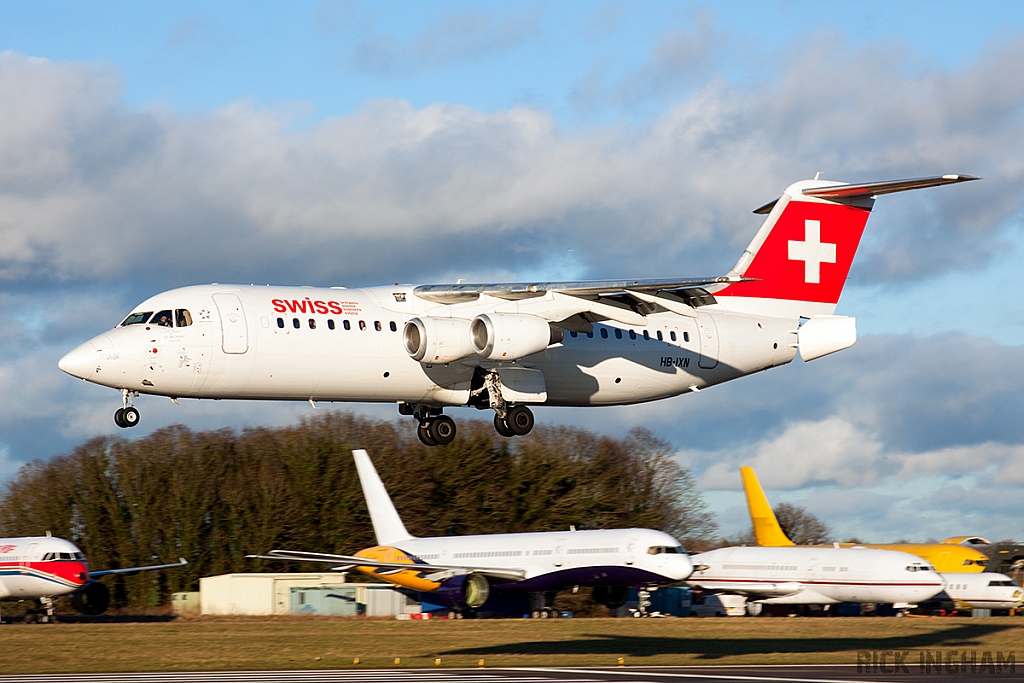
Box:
[715,175,977,319]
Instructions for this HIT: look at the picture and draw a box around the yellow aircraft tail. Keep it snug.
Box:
[741,466,795,547]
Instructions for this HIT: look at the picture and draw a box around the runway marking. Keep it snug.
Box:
[503,667,896,683]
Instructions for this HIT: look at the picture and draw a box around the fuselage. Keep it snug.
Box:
[355,528,693,594]
[935,573,1023,610]
[689,546,945,605]
[0,537,89,601]
[58,284,796,408]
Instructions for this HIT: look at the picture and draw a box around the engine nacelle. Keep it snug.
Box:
[433,573,490,609]
[471,314,562,361]
[403,316,476,364]
[797,314,857,362]
[70,580,110,615]
[592,585,629,609]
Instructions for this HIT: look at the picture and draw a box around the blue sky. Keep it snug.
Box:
[1,1,1023,543]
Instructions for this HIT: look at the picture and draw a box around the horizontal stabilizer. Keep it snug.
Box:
[802,174,978,199]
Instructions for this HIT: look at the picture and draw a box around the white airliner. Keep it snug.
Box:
[58,174,976,445]
[932,573,1023,611]
[249,450,694,616]
[687,545,945,607]
[0,535,186,622]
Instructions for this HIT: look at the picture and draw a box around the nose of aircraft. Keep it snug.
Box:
[674,554,695,581]
[58,338,102,380]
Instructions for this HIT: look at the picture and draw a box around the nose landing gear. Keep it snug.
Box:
[114,389,140,428]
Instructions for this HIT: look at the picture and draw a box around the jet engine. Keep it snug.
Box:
[433,573,490,609]
[70,580,110,615]
[403,317,476,364]
[592,585,628,609]
[471,314,562,361]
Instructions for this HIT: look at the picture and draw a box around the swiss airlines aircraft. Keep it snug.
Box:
[0,534,186,622]
[59,174,976,445]
[250,450,694,616]
[741,467,991,572]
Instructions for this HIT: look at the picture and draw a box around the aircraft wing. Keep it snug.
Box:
[247,549,527,582]
[89,557,188,577]
[687,579,804,599]
[412,276,749,328]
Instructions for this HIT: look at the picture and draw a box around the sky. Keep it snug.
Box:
[1,1,1023,543]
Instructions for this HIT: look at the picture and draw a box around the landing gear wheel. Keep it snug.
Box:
[428,415,457,445]
[506,405,534,436]
[114,408,126,428]
[122,406,140,427]
[494,414,515,438]
[417,422,438,447]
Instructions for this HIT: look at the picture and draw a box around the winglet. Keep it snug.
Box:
[352,449,414,545]
[740,466,795,547]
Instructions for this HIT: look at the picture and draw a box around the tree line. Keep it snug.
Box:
[0,412,717,609]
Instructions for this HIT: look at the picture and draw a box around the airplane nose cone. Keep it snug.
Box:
[59,339,103,379]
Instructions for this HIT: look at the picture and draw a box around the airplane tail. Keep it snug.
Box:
[352,449,414,546]
[714,175,977,320]
[740,466,794,547]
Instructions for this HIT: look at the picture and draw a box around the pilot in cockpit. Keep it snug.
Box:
[153,311,173,327]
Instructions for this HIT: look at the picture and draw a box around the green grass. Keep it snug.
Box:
[1,616,1021,674]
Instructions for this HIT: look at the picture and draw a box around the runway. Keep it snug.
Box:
[1,664,1019,683]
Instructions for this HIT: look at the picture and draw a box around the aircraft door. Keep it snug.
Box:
[697,313,719,369]
[554,539,566,567]
[212,293,249,354]
[626,539,637,565]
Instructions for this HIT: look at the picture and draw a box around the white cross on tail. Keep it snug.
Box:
[788,219,836,284]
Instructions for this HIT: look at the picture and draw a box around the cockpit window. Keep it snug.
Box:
[906,564,934,572]
[120,312,153,326]
[175,309,193,327]
[152,310,174,327]
[647,545,687,555]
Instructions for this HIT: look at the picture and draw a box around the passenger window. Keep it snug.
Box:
[120,311,153,326]
[390,321,397,332]
[643,330,649,340]
[629,330,636,340]
[328,319,335,330]
[670,331,677,342]
[175,309,193,327]
[343,320,351,331]
[152,310,174,327]
[600,328,608,339]
[684,331,690,342]
[375,321,382,331]
[657,330,663,341]
[359,320,366,331]
[615,329,622,339]
[569,331,577,338]
[586,331,593,338]
[292,319,300,329]
[277,318,284,328]
[308,319,316,329]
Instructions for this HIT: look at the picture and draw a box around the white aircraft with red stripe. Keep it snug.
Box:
[0,535,186,622]
[58,174,976,445]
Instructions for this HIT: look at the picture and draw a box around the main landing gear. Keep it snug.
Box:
[114,388,140,428]
[401,404,457,447]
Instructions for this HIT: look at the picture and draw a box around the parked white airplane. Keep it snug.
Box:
[249,450,694,615]
[59,174,976,445]
[0,534,186,622]
[686,545,945,606]
[932,574,1023,612]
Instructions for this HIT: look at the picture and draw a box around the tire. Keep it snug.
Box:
[493,414,515,438]
[539,608,549,619]
[114,408,126,428]
[506,405,534,436]
[530,609,541,619]
[122,406,140,427]
[417,422,438,447]
[429,415,457,445]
